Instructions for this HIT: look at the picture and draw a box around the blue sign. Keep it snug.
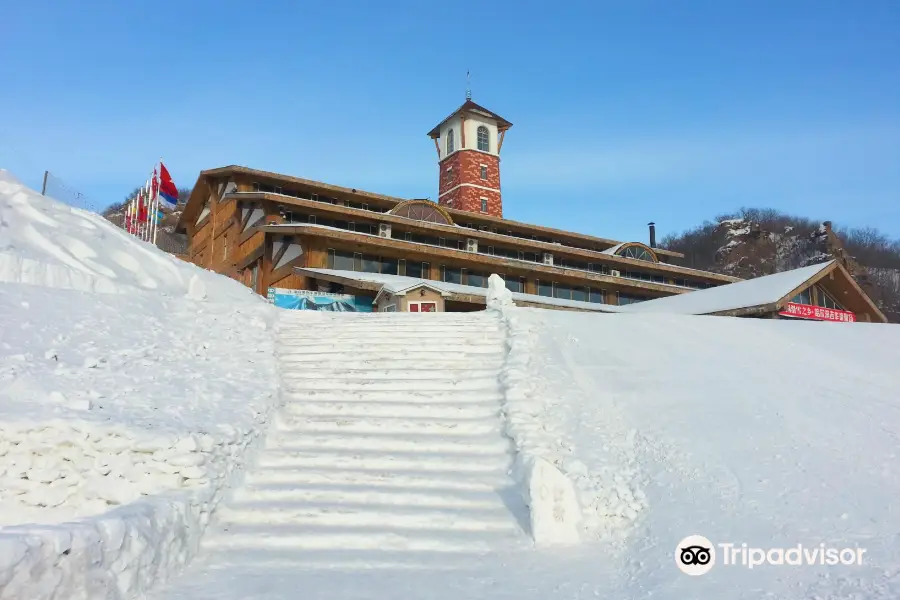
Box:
[267,288,373,312]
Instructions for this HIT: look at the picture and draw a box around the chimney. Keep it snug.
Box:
[648,222,656,248]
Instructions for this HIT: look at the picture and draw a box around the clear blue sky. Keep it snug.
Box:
[2,0,899,242]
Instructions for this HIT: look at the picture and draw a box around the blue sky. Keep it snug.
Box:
[2,0,898,242]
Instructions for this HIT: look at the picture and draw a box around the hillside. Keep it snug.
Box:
[661,208,900,322]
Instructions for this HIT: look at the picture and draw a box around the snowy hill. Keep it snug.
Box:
[662,210,900,322]
[0,170,278,599]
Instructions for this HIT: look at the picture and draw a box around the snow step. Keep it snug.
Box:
[274,357,505,370]
[282,390,504,403]
[281,400,501,419]
[274,416,502,436]
[281,379,501,393]
[276,348,504,362]
[215,503,516,531]
[267,434,511,456]
[228,483,511,508]
[203,527,502,553]
[279,325,502,335]
[279,368,501,381]
[242,467,510,491]
[255,450,513,473]
[278,330,504,341]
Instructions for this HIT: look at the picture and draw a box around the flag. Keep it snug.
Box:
[138,190,147,223]
[158,163,178,211]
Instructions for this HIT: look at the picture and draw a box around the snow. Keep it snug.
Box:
[623,260,834,315]
[0,171,278,599]
[148,307,900,599]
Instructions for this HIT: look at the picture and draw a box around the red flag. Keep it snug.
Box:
[138,191,147,223]
[151,168,159,198]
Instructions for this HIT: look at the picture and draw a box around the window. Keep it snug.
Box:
[348,222,355,232]
[252,182,260,192]
[791,288,812,306]
[439,237,446,247]
[466,270,488,288]
[458,240,466,250]
[327,248,354,271]
[381,304,397,312]
[380,258,398,275]
[480,165,488,180]
[505,277,526,294]
[353,252,363,271]
[398,259,406,276]
[405,232,413,241]
[441,266,462,284]
[308,215,316,224]
[477,126,489,151]
[406,261,429,279]
[554,284,571,300]
[446,129,455,154]
[617,292,646,306]
[571,287,587,303]
[481,198,488,213]
[537,280,553,297]
[816,286,843,310]
[618,244,657,262]
[589,288,606,304]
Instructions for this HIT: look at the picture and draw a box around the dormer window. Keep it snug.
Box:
[446,129,455,154]
[477,126,489,152]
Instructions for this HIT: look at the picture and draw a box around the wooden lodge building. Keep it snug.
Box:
[175,98,886,323]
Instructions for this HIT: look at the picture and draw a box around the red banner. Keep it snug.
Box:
[779,302,856,322]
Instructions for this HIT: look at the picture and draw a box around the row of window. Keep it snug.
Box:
[281,209,708,290]
[251,183,387,213]
[324,248,651,305]
[445,126,492,154]
[791,285,845,310]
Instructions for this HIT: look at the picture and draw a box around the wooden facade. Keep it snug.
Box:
[175,166,745,308]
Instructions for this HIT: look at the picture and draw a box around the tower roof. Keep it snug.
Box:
[427,99,513,138]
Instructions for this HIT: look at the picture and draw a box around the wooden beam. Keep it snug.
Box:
[433,138,441,159]
[497,130,506,153]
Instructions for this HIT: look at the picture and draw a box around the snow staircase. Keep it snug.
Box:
[189,310,528,573]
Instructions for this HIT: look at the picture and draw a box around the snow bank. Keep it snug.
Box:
[488,275,584,545]
[0,171,278,599]
[0,170,247,302]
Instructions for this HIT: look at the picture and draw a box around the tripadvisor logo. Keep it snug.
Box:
[676,535,867,575]
[676,535,715,576]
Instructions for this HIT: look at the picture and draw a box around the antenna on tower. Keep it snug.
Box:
[466,70,471,100]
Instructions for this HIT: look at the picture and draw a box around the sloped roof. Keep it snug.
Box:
[427,100,513,138]
[621,261,835,315]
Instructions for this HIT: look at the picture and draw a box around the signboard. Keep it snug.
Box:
[267,288,373,312]
[779,302,856,323]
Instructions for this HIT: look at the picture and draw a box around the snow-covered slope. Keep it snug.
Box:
[0,170,278,600]
[498,309,900,598]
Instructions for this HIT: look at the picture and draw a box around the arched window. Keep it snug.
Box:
[446,129,455,154]
[614,243,659,263]
[477,126,490,152]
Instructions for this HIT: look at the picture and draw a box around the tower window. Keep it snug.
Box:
[446,129,455,154]
[480,165,488,180]
[481,197,488,212]
[477,126,489,151]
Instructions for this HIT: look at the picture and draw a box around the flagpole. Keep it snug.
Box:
[145,178,152,242]
[142,181,149,241]
[152,159,162,245]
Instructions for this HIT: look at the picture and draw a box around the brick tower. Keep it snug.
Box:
[427,99,512,218]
